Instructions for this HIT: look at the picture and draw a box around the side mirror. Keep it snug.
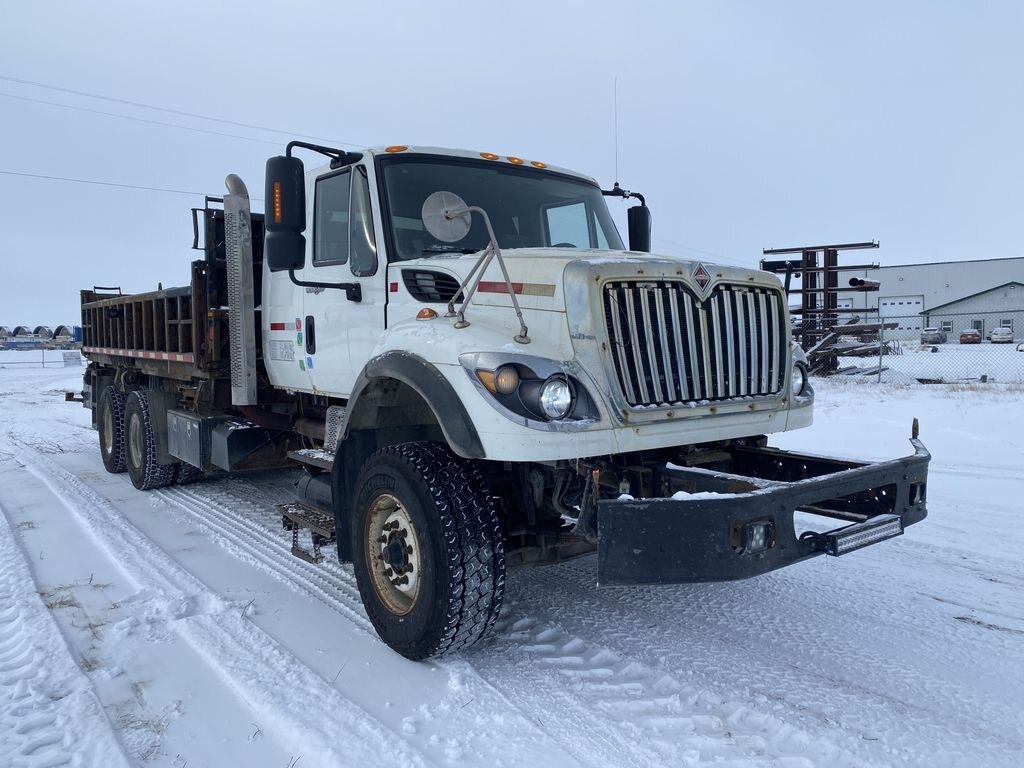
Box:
[627,205,652,253]
[264,231,306,272]
[265,156,306,272]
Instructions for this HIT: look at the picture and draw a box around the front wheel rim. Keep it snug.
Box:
[365,493,422,616]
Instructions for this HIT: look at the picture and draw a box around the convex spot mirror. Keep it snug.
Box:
[422,191,471,243]
[265,155,307,272]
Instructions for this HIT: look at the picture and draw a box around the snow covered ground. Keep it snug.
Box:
[1,352,1022,768]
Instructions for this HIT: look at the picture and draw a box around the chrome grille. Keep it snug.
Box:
[603,281,787,407]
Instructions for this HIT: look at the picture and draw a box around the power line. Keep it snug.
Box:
[0,91,282,147]
[0,73,363,149]
[653,236,750,266]
[0,169,264,202]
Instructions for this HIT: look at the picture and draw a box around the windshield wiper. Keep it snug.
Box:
[421,246,481,255]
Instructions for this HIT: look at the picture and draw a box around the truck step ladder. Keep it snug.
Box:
[278,501,336,564]
[287,448,334,471]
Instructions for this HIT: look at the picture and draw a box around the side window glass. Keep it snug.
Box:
[349,166,378,276]
[314,170,351,265]
[546,201,589,248]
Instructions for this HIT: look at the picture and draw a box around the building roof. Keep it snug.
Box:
[922,281,1023,313]
[881,255,1024,270]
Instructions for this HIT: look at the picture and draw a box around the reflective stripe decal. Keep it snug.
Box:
[477,281,556,297]
[82,346,194,363]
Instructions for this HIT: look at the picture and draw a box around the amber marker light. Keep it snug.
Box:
[480,152,499,160]
[273,181,283,224]
[530,160,547,168]
[385,145,408,153]
[507,156,524,165]
[476,369,498,394]
[416,308,438,320]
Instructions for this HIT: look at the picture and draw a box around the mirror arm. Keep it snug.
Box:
[286,269,362,302]
[601,182,646,206]
[443,205,530,344]
[286,140,362,169]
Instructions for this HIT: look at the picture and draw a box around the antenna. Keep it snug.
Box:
[613,77,619,183]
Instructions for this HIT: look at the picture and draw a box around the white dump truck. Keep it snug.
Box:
[80,143,929,659]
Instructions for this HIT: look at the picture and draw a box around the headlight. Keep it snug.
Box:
[539,377,573,419]
[792,363,807,396]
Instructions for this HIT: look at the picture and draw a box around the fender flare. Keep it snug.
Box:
[330,352,485,561]
[343,351,484,459]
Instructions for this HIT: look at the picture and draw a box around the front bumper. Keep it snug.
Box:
[597,437,930,585]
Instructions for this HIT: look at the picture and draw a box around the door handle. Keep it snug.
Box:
[305,315,316,355]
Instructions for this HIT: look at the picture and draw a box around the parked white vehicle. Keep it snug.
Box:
[990,327,1014,343]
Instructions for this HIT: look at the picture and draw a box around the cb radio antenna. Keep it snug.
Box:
[613,77,619,183]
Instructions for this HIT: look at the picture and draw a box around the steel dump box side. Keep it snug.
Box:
[80,275,206,381]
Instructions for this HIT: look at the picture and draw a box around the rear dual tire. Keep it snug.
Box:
[98,386,127,473]
[99,386,204,487]
[124,390,176,491]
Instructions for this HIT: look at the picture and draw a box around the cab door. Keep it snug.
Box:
[300,163,385,397]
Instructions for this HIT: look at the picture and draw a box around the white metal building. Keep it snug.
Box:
[838,256,1024,339]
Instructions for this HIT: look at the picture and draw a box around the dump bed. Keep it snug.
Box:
[80,201,264,384]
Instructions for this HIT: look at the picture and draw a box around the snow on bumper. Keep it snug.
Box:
[597,437,930,585]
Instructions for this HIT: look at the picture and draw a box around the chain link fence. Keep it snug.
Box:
[828,310,1024,383]
[0,349,84,368]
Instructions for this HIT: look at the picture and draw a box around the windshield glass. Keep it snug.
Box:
[379,154,624,261]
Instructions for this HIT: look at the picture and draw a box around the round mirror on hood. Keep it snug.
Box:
[421,191,471,243]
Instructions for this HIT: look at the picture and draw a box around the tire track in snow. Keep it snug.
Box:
[158,481,618,766]
[12,447,433,768]
[159,476,870,767]
[0,499,131,768]
[516,551,1024,767]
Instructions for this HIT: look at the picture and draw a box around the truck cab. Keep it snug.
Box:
[263,145,813,462]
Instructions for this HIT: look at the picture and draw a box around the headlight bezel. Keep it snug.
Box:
[464,353,598,423]
[792,362,807,396]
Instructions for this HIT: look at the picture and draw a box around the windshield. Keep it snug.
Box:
[379,154,624,261]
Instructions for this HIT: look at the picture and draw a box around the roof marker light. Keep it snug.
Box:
[480,152,499,161]
[385,145,408,153]
[530,160,547,168]
[507,156,524,165]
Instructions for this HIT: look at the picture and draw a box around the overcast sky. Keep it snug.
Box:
[2,0,1022,325]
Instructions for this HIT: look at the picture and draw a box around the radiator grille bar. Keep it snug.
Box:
[603,281,787,407]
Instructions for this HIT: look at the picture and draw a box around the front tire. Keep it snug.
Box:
[97,386,127,474]
[351,442,505,660]
[124,390,176,491]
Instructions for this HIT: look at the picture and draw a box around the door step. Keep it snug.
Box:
[278,501,336,564]
[288,448,334,472]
